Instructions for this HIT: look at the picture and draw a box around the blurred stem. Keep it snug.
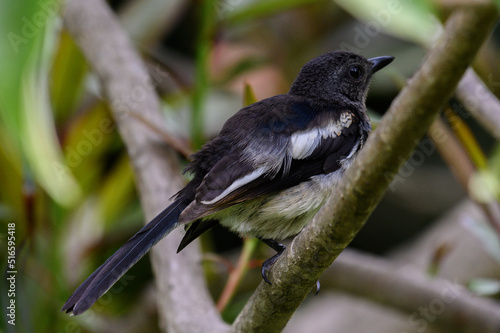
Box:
[192,0,216,149]
[217,237,260,313]
[444,108,487,170]
[443,108,500,232]
[429,117,475,198]
[429,116,500,235]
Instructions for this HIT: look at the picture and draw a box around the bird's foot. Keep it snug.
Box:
[315,280,321,294]
[261,252,281,284]
[259,238,321,293]
[260,239,286,284]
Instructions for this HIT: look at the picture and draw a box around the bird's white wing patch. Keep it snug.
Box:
[200,167,267,205]
[290,112,353,160]
[290,129,321,159]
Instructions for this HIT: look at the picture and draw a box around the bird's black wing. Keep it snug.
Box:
[178,105,361,225]
[176,129,360,252]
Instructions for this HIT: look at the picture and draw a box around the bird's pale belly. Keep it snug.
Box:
[211,170,343,240]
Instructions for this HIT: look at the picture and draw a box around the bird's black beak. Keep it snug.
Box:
[369,56,395,73]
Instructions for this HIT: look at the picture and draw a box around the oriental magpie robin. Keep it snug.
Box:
[62,51,394,315]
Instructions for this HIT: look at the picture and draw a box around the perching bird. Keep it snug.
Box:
[62,51,394,315]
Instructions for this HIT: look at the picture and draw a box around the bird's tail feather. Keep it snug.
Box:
[61,199,187,315]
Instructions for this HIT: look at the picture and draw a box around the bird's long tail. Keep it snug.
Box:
[61,199,188,315]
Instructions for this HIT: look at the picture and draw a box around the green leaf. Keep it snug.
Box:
[468,278,500,296]
[222,0,325,24]
[493,0,500,12]
[98,154,136,227]
[0,0,81,206]
[193,0,219,148]
[243,82,258,106]
[50,31,88,120]
[334,0,439,46]
[0,125,24,226]
[469,170,500,204]
[489,143,500,184]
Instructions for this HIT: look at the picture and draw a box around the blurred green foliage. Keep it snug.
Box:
[0,0,499,332]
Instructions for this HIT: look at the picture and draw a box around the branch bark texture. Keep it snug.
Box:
[62,1,228,332]
[232,5,498,333]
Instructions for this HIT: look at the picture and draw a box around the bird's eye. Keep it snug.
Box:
[349,65,363,80]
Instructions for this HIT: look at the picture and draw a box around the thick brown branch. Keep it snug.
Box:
[232,5,498,333]
[62,1,228,332]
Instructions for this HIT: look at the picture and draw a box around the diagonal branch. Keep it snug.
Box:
[325,249,500,333]
[62,1,228,332]
[232,5,498,333]
[456,68,500,141]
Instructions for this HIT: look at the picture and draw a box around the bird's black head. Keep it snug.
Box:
[289,51,394,104]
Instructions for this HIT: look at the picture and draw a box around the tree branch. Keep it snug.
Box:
[62,1,228,332]
[232,5,498,332]
[456,68,500,141]
[323,249,500,333]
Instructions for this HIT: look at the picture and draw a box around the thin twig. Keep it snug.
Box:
[217,237,260,312]
[128,111,193,159]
